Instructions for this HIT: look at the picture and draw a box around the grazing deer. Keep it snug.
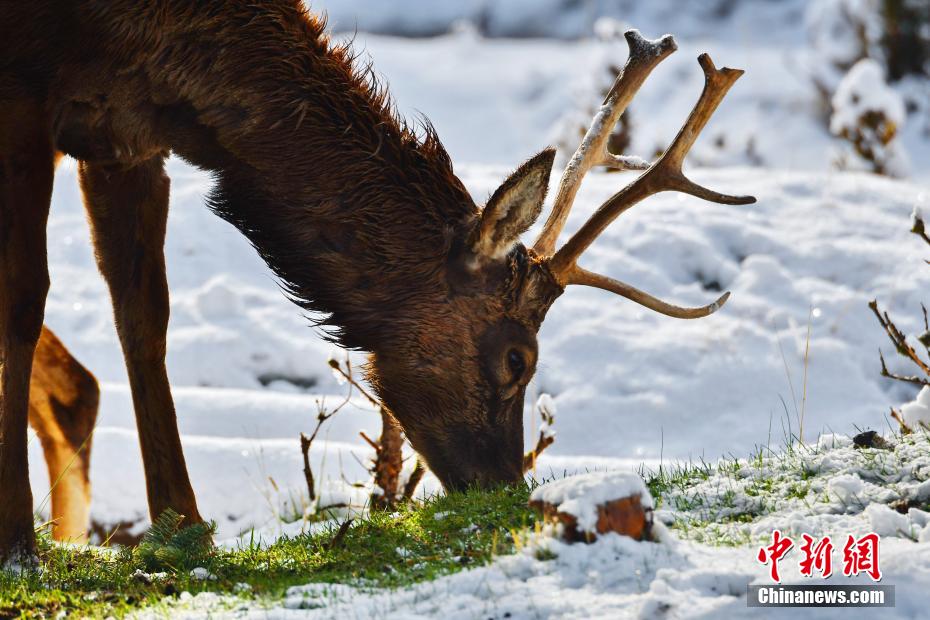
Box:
[1,0,754,563]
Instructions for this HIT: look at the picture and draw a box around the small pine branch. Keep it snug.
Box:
[133,509,215,572]
[141,508,184,547]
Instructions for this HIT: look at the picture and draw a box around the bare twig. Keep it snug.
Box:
[871,214,930,434]
[299,433,316,502]
[331,359,407,509]
[296,356,411,511]
[523,433,556,473]
[327,518,354,551]
[870,299,930,378]
[402,459,426,500]
[328,358,380,408]
[912,212,930,248]
[523,397,556,473]
[890,407,911,434]
[360,411,405,509]
[358,431,379,451]
[298,395,348,501]
[878,349,930,386]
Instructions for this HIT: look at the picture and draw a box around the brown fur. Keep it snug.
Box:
[0,1,565,561]
[29,327,99,543]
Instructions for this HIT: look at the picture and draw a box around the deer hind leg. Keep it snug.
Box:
[79,156,203,526]
[0,100,55,563]
[28,327,99,543]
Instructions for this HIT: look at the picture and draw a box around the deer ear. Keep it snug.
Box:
[469,148,556,262]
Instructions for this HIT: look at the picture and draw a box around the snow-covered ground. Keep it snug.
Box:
[21,1,930,616]
[141,432,930,618]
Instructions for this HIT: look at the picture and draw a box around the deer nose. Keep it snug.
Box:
[448,462,524,492]
[441,463,523,491]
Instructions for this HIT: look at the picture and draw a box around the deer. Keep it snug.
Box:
[25,328,99,545]
[0,0,754,564]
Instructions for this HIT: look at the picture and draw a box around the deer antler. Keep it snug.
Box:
[533,30,677,257]
[534,32,756,319]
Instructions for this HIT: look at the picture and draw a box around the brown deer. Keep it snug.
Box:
[27,328,99,545]
[1,1,754,563]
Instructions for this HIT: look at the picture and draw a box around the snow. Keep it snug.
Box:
[135,432,930,618]
[316,0,810,43]
[806,0,882,85]
[831,59,906,134]
[533,394,557,440]
[900,386,930,432]
[530,471,653,533]
[190,567,216,581]
[534,393,556,420]
[829,58,909,175]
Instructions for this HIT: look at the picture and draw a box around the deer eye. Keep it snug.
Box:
[507,349,526,381]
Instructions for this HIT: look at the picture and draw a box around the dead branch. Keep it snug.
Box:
[300,433,316,502]
[523,433,556,473]
[328,358,380,408]
[327,518,354,551]
[298,394,349,501]
[523,398,556,473]
[869,299,930,379]
[372,410,404,509]
[331,358,407,509]
[912,212,930,248]
[402,459,426,500]
[358,430,379,451]
[878,349,930,386]
[890,407,912,434]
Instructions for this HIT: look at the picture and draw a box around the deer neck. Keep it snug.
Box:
[149,12,478,350]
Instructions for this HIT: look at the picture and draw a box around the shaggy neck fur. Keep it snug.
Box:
[105,1,479,349]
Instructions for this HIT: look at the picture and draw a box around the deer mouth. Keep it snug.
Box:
[418,430,524,493]
[437,465,524,493]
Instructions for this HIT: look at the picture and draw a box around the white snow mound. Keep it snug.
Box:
[901,386,930,432]
[830,58,906,134]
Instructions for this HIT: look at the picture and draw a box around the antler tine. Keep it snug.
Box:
[543,53,756,320]
[566,266,730,319]
[532,30,677,257]
[550,53,756,279]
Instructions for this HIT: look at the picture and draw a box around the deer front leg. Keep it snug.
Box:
[0,101,55,564]
[29,327,99,543]
[79,157,203,527]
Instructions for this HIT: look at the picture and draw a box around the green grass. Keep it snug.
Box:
[0,485,537,619]
[640,428,930,546]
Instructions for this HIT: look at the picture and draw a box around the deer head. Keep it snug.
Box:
[367,30,755,491]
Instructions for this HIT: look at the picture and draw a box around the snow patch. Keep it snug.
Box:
[530,471,653,533]
[901,386,930,432]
